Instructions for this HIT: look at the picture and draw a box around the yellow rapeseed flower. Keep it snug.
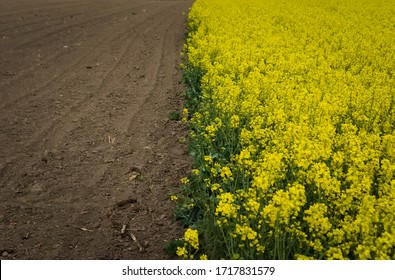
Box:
[184,228,199,250]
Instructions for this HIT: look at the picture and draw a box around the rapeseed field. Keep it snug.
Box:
[175,0,395,260]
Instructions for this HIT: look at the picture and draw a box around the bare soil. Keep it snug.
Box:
[0,0,193,259]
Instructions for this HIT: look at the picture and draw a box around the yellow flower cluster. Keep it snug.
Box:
[180,0,395,260]
[184,228,199,250]
[216,192,239,222]
[176,228,206,260]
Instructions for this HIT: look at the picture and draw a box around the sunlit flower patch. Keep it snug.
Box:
[176,0,395,260]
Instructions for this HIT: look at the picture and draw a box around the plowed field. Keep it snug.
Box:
[0,0,193,259]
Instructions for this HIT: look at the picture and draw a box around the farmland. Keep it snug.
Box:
[0,0,193,259]
[177,0,395,260]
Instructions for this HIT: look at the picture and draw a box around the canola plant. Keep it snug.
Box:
[175,0,395,260]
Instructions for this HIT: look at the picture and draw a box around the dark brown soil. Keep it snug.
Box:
[0,0,193,259]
